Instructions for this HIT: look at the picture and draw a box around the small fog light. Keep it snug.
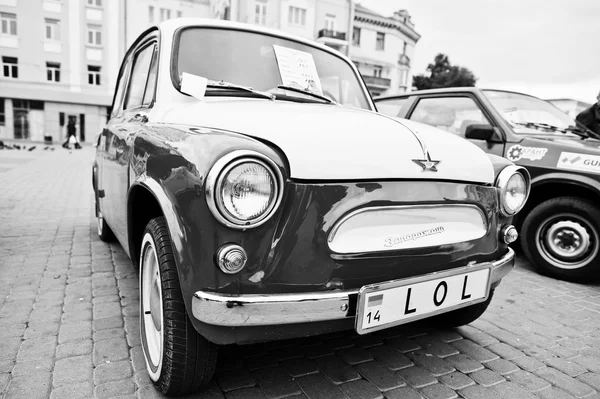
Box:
[503,225,519,244]
[216,244,247,274]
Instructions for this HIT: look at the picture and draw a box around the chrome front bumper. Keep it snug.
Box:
[191,248,515,327]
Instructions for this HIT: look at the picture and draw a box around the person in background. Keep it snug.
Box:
[62,117,82,149]
[576,90,600,135]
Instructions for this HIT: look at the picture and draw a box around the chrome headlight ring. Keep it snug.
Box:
[205,150,284,230]
[495,164,531,217]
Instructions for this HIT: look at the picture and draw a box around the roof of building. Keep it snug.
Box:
[354,3,421,43]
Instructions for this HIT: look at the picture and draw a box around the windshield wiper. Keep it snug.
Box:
[206,80,275,100]
[514,122,591,139]
[277,84,337,104]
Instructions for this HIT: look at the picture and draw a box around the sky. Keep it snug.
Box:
[357,0,600,104]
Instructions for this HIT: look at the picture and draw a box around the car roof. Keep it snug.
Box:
[375,87,544,101]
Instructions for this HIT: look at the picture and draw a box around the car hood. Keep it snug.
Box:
[154,99,495,184]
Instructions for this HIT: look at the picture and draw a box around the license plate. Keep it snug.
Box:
[355,264,492,334]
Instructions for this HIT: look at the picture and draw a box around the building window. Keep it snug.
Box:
[352,27,360,46]
[399,69,408,87]
[376,32,385,50]
[87,25,102,46]
[46,62,60,82]
[373,65,383,78]
[148,6,154,24]
[87,0,102,7]
[45,19,60,41]
[1,13,17,36]
[177,11,182,18]
[88,65,101,85]
[2,56,18,78]
[325,14,335,31]
[288,6,306,26]
[0,98,5,126]
[255,1,267,25]
[159,8,171,21]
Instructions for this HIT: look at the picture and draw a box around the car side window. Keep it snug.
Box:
[124,42,156,110]
[143,47,158,106]
[376,98,408,117]
[409,96,491,137]
[110,59,131,118]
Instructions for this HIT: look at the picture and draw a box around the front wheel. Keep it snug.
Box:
[140,217,218,396]
[521,197,600,283]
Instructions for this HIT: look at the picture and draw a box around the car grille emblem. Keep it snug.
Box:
[412,152,440,172]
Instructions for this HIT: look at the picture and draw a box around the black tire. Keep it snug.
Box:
[521,196,600,283]
[139,217,218,396]
[95,190,116,242]
[423,289,495,328]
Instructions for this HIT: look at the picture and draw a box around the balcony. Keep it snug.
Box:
[316,29,348,48]
[363,75,391,89]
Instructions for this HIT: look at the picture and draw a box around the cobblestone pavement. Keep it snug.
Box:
[1,146,600,399]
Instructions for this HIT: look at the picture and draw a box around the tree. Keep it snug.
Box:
[412,54,477,90]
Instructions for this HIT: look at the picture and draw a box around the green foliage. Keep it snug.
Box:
[413,53,477,90]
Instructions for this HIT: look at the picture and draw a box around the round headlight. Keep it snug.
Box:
[496,165,530,216]
[206,151,283,229]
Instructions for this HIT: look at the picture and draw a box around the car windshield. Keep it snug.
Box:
[483,90,586,137]
[173,27,371,110]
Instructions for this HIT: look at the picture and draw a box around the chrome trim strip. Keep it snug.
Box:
[328,204,488,245]
[204,150,285,230]
[495,165,531,217]
[191,248,515,327]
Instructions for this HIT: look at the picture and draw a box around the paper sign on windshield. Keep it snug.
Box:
[180,72,208,100]
[273,45,323,95]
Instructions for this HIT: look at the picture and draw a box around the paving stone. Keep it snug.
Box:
[439,372,475,390]
[396,366,437,389]
[93,327,126,342]
[281,357,319,378]
[486,358,519,375]
[295,373,346,399]
[302,343,334,359]
[23,321,60,338]
[4,372,52,399]
[93,360,133,385]
[383,386,425,399]
[315,355,361,385]
[252,366,301,399]
[544,356,588,377]
[93,316,124,331]
[508,369,552,392]
[459,384,505,399]
[337,346,374,365]
[217,368,256,392]
[53,355,92,387]
[419,383,458,399]
[577,373,600,392]
[56,339,92,359]
[490,381,538,399]
[0,337,22,360]
[486,343,525,361]
[469,369,506,387]
[58,321,92,344]
[94,379,136,399]
[455,326,500,347]
[355,360,406,391]
[512,355,546,372]
[337,379,382,399]
[444,354,484,373]
[386,337,421,353]
[17,336,57,361]
[93,337,129,366]
[534,367,596,397]
[409,353,455,377]
[537,387,579,399]
[451,340,499,363]
[11,358,54,376]
[49,382,93,399]
[369,346,413,370]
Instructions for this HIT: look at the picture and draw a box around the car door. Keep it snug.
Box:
[405,95,506,157]
[103,36,158,249]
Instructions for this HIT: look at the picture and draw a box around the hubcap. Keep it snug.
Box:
[140,234,163,381]
[536,214,599,270]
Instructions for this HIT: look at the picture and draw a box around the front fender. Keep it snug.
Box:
[531,172,600,194]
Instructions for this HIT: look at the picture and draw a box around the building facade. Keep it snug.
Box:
[0,0,122,144]
[350,5,420,98]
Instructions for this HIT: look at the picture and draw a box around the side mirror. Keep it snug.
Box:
[465,124,497,141]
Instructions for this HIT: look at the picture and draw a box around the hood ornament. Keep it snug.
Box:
[412,152,440,172]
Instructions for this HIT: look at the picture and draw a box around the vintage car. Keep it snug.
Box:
[375,88,600,282]
[92,19,529,395]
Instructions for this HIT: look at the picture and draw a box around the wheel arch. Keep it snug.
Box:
[515,173,600,228]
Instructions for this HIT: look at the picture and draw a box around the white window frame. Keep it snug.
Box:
[87,25,102,46]
[46,62,60,82]
[0,13,17,36]
[177,10,182,18]
[45,19,60,41]
[255,1,267,25]
[2,57,18,79]
[352,27,360,46]
[87,0,102,7]
[148,6,154,24]
[373,65,383,78]
[325,14,336,31]
[87,65,101,86]
[288,6,306,26]
[159,8,171,22]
